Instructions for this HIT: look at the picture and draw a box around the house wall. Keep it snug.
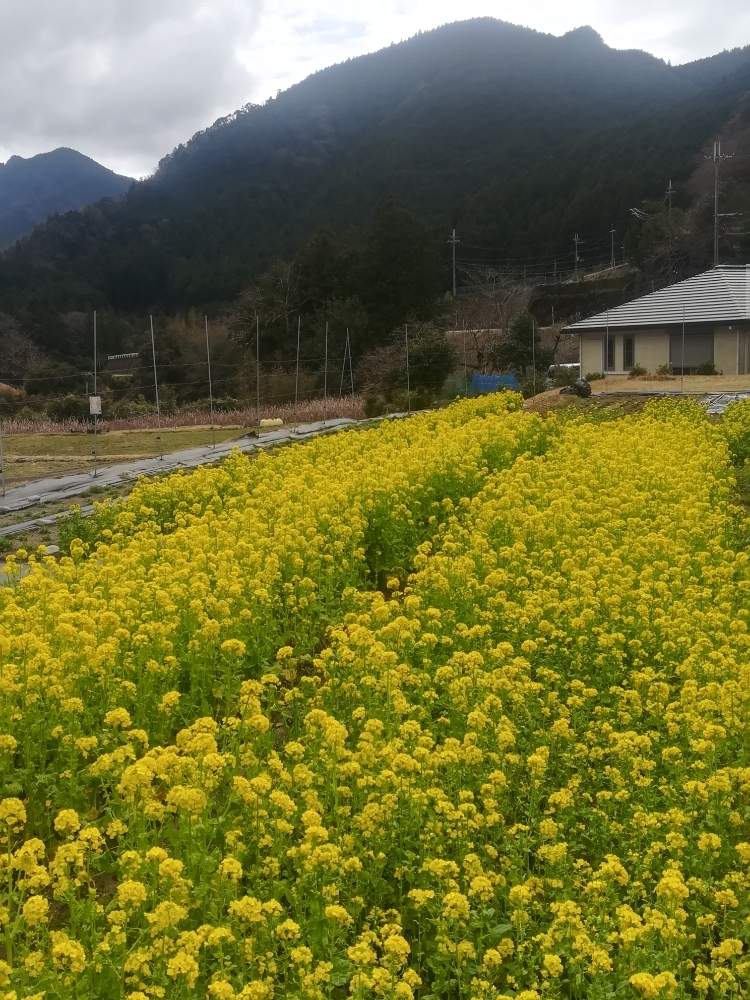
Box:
[714,326,739,375]
[741,332,750,375]
[633,329,669,373]
[580,334,603,375]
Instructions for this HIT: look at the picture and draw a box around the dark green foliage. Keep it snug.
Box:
[496,312,553,376]
[1,19,750,362]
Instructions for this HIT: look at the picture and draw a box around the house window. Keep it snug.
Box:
[606,337,615,371]
[623,336,635,370]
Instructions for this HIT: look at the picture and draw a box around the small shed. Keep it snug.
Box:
[564,265,750,375]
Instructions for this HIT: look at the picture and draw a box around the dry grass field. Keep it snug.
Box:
[1,426,245,485]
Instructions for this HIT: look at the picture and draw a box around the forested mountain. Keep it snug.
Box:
[1,18,750,354]
[0,148,132,248]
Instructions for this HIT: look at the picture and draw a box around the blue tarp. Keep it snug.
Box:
[469,373,520,395]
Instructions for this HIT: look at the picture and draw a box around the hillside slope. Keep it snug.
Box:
[0,19,749,319]
[0,148,132,248]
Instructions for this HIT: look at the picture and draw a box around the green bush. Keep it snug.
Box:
[695,362,717,376]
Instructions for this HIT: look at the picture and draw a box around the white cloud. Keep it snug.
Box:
[1,0,749,177]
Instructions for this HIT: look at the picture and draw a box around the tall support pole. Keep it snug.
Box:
[574,233,581,280]
[531,318,537,397]
[205,315,215,449]
[610,226,616,269]
[149,314,162,460]
[255,314,261,428]
[448,228,459,298]
[605,309,610,381]
[92,309,98,478]
[347,327,354,395]
[294,315,301,406]
[0,411,6,498]
[405,324,411,414]
[339,332,348,397]
[462,323,468,395]
[681,302,686,395]
[323,321,328,423]
[714,141,720,268]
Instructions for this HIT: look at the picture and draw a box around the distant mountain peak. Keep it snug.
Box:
[561,26,605,46]
[0,147,132,248]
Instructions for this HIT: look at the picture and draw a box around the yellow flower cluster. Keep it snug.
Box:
[0,395,747,998]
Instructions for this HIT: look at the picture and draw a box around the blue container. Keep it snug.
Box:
[469,373,520,395]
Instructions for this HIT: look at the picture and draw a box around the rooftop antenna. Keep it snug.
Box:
[609,226,616,269]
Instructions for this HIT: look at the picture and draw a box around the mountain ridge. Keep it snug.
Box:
[0,18,749,338]
[0,147,132,249]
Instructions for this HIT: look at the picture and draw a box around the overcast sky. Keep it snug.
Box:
[1,0,749,179]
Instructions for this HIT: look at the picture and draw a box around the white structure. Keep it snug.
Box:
[565,265,750,375]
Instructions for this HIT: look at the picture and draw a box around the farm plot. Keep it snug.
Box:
[0,397,748,1000]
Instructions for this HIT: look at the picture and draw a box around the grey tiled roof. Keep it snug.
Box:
[566,265,750,331]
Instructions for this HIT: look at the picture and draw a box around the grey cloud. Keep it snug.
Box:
[1,0,749,178]
[0,0,263,176]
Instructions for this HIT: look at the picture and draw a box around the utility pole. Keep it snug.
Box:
[447,228,460,298]
[665,178,675,217]
[665,180,676,277]
[531,318,537,397]
[573,233,582,280]
[609,226,616,269]
[707,139,733,267]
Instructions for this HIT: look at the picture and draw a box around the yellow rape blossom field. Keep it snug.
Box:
[0,394,749,1000]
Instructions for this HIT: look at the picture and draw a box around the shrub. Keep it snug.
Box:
[363,395,387,418]
[695,362,718,375]
[46,394,90,422]
[585,371,604,381]
[628,365,647,378]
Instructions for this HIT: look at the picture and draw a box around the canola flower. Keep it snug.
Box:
[0,396,747,999]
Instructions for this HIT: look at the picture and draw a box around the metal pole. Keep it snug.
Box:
[462,324,468,395]
[405,324,411,414]
[714,141,720,268]
[205,315,215,449]
[681,303,686,395]
[0,415,6,497]
[605,309,610,383]
[610,227,616,269]
[339,331,348,397]
[323,321,328,422]
[149,314,162,460]
[294,315,301,406]
[255,314,261,427]
[451,228,458,298]
[347,328,354,396]
[531,318,537,396]
[92,309,98,478]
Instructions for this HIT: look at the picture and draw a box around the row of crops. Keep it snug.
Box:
[0,395,749,999]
